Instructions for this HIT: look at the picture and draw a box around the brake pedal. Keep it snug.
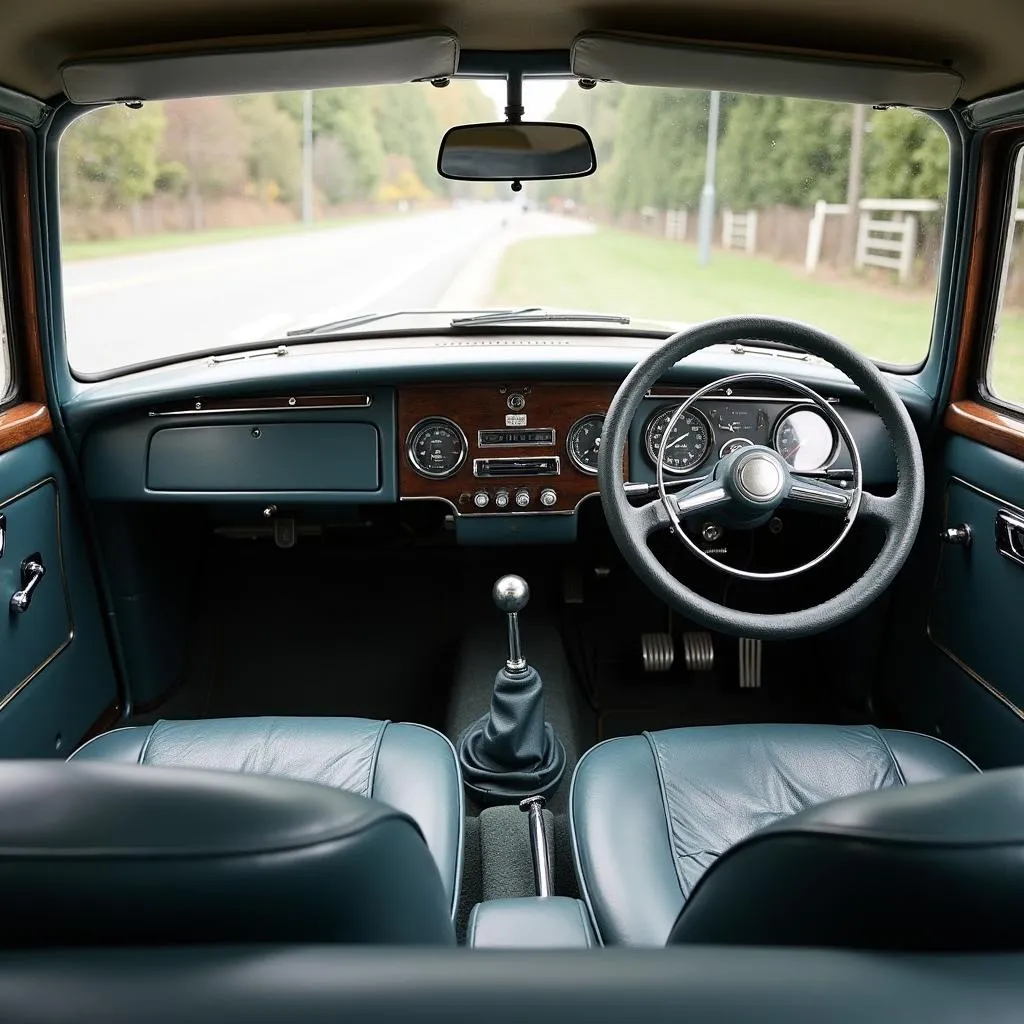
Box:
[682,631,714,672]
[641,632,675,672]
[738,637,762,689]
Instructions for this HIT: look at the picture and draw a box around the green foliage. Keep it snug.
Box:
[863,108,949,200]
[60,81,496,224]
[60,105,166,208]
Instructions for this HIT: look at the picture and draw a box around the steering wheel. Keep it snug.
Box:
[598,316,925,640]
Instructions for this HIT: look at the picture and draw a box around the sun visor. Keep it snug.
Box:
[570,33,962,109]
[61,30,459,104]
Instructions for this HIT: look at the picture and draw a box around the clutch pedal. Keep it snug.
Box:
[738,637,762,689]
[641,633,675,672]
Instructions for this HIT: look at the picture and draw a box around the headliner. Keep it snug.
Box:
[3,0,1020,105]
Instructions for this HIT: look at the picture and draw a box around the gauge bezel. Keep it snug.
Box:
[644,405,713,475]
[718,436,754,459]
[771,403,839,473]
[406,416,469,480]
[566,414,605,475]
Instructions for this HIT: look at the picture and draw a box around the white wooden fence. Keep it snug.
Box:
[722,209,758,253]
[665,209,688,241]
[805,198,941,281]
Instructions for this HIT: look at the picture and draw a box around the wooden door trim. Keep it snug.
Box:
[0,123,49,453]
[945,126,1024,457]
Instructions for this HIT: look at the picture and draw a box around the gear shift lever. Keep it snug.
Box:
[494,574,529,672]
[458,575,567,805]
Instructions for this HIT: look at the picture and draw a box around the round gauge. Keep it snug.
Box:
[720,437,754,459]
[566,414,604,475]
[406,417,468,479]
[773,407,837,472]
[645,407,712,474]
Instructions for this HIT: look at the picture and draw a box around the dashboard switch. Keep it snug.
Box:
[540,488,557,507]
[473,491,490,509]
[515,488,531,508]
[495,489,510,509]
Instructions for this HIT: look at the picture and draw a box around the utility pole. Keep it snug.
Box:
[839,104,867,269]
[301,90,314,224]
[697,90,721,267]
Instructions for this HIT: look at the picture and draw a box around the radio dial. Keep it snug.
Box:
[515,489,531,508]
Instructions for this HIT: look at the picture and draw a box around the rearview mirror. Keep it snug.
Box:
[437,122,596,182]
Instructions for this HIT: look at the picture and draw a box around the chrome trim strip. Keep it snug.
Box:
[148,395,372,416]
[477,428,557,448]
[0,477,74,713]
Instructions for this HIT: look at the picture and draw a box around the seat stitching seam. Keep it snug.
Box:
[137,722,160,765]
[642,731,690,899]
[873,726,907,786]
[366,719,390,800]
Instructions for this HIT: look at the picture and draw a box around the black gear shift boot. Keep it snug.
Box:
[458,664,566,805]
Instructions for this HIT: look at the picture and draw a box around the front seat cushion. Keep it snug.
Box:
[71,717,463,916]
[570,724,979,946]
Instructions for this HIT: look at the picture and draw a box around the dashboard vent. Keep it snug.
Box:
[435,338,573,347]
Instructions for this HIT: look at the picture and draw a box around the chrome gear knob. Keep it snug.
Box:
[493,574,530,614]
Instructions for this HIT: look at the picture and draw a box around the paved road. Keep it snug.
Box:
[63,203,537,376]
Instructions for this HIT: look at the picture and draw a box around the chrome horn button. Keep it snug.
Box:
[734,451,785,503]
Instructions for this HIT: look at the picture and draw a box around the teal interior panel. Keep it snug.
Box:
[0,438,117,756]
[929,478,1024,713]
[147,422,380,492]
[0,479,72,701]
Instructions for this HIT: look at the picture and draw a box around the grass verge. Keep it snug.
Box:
[490,227,1024,403]
[62,213,384,262]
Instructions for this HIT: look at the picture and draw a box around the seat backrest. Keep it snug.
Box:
[0,761,454,947]
[669,766,1024,950]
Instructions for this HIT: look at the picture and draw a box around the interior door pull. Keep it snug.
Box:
[9,555,45,614]
[995,510,1024,568]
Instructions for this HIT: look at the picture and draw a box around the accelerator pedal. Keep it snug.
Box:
[738,637,763,689]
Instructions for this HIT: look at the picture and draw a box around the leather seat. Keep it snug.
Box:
[0,760,455,946]
[571,724,980,947]
[71,716,463,917]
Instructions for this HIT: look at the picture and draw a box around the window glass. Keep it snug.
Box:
[988,148,1024,407]
[59,85,949,376]
[0,278,12,403]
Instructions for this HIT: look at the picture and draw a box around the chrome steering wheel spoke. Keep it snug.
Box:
[785,475,856,516]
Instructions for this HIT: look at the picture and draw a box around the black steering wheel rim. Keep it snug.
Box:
[598,316,925,640]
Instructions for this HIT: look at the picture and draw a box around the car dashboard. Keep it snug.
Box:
[68,332,905,545]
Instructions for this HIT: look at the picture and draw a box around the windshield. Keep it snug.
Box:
[59,82,950,377]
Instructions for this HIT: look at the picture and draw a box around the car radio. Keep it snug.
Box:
[473,457,561,478]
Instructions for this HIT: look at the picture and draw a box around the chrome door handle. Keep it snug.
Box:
[996,511,1024,568]
[10,555,45,614]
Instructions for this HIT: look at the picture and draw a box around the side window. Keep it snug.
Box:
[0,274,11,405]
[988,147,1024,408]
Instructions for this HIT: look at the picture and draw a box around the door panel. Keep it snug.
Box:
[886,434,1024,767]
[0,437,116,756]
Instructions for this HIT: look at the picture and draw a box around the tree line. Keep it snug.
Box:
[542,85,949,213]
[60,82,496,225]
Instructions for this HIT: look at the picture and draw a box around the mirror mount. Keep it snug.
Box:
[504,70,524,125]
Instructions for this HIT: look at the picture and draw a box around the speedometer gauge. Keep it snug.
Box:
[645,407,712,474]
[773,407,837,472]
[406,417,468,479]
[566,414,604,475]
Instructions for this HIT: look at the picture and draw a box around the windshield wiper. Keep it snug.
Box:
[286,311,402,337]
[450,308,631,328]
